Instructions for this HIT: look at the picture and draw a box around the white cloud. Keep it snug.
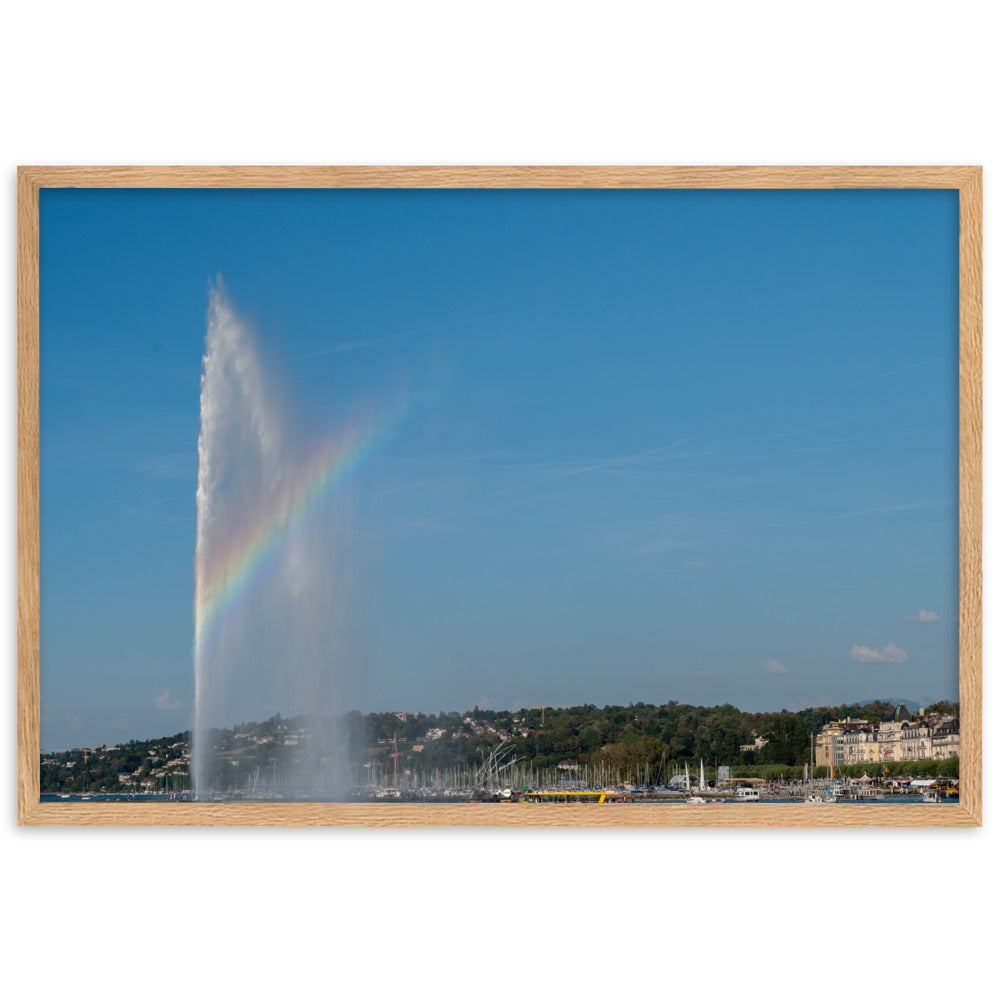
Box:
[154,688,182,710]
[851,642,908,664]
[764,659,788,674]
[905,610,940,623]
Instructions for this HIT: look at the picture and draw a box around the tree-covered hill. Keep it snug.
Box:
[41,732,191,795]
[41,698,958,794]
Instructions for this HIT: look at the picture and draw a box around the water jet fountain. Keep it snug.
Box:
[192,282,375,800]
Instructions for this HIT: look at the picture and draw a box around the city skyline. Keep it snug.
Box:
[39,188,958,750]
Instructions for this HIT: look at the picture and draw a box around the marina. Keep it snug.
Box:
[41,776,959,806]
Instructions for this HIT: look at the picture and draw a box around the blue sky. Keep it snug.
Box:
[39,188,958,750]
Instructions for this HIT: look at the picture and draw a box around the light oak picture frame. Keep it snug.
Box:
[17,165,983,828]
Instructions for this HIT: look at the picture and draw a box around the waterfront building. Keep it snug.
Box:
[842,725,879,766]
[815,706,959,769]
[877,720,904,761]
[930,716,960,759]
[898,719,932,761]
[814,717,869,768]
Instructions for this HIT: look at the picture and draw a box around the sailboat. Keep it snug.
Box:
[686,759,709,803]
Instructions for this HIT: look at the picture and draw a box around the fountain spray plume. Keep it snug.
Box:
[193,279,376,800]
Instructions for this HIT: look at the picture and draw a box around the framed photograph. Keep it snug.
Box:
[17,166,982,827]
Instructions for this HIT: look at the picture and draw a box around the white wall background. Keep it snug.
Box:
[2,3,994,997]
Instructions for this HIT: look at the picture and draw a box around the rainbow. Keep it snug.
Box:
[194,402,403,661]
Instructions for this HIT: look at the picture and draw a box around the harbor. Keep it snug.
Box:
[41,778,959,806]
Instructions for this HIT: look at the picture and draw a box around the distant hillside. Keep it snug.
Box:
[39,697,959,795]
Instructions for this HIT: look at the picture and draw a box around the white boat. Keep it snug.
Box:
[685,795,708,804]
[855,785,884,801]
[920,781,958,802]
[735,786,760,801]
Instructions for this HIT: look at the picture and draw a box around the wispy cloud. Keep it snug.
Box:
[764,659,789,674]
[299,313,486,360]
[848,360,935,387]
[778,500,943,529]
[299,327,422,359]
[905,609,940,623]
[387,516,452,536]
[154,688,183,710]
[598,494,940,561]
[478,436,703,502]
[375,474,467,498]
[851,642,908,664]
[604,512,731,557]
